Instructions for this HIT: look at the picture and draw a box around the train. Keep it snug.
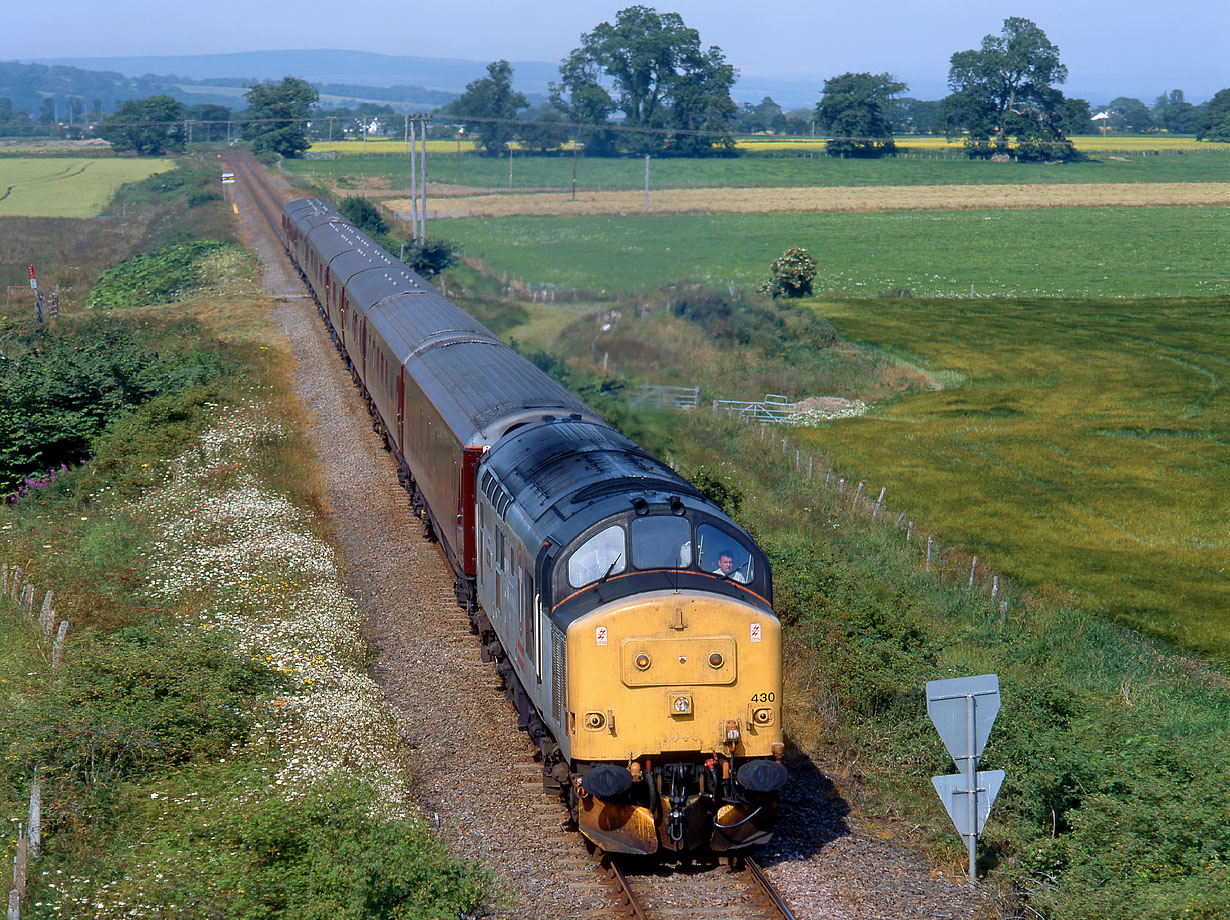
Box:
[281,198,787,856]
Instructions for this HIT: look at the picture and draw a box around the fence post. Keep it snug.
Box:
[926,536,934,572]
[1,562,7,595]
[969,556,978,587]
[22,584,33,616]
[907,521,914,543]
[808,456,814,479]
[8,887,18,920]
[992,575,999,598]
[852,481,864,509]
[896,511,905,528]
[27,771,39,859]
[795,449,800,471]
[872,486,886,521]
[838,478,846,494]
[52,621,68,671]
[39,592,53,640]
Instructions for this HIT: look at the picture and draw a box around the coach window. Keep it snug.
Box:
[567,525,625,588]
[696,524,754,583]
[630,516,693,570]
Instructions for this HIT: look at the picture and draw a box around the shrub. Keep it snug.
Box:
[86,240,229,309]
[338,195,388,236]
[760,247,818,299]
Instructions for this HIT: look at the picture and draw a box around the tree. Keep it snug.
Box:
[188,103,232,142]
[1153,90,1197,134]
[96,95,185,156]
[448,60,528,156]
[554,5,738,156]
[1052,96,1093,136]
[945,17,1068,145]
[761,248,817,299]
[736,97,788,135]
[1197,88,1230,142]
[816,72,905,157]
[338,196,388,237]
[401,238,458,278]
[519,103,571,154]
[1106,97,1154,133]
[887,97,944,135]
[242,77,318,158]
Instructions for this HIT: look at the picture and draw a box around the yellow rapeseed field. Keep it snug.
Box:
[311,135,1228,157]
[0,158,177,217]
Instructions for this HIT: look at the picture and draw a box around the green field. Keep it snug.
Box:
[285,147,1230,190]
[0,157,176,217]
[439,207,1230,298]
[793,296,1229,659]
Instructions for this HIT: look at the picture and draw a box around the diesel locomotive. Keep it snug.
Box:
[281,198,787,855]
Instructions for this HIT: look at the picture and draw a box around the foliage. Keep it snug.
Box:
[86,240,229,309]
[0,317,223,495]
[243,77,319,158]
[816,73,905,158]
[1152,90,1198,134]
[945,17,1070,146]
[555,5,738,156]
[761,247,818,298]
[519,102,572,154]
[217,780,490,920]
[668,284,835,354]
[8,628,278,805]
[447,60,528,156]
[337,195,388,236]
[1107,96,1155,133]
[1197,88,1230,141]
[96,95,186,156]
[400,237,458,278]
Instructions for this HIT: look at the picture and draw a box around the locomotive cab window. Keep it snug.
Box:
[630,516,693,570]
[696,524,754,584]
[567,525,626,588]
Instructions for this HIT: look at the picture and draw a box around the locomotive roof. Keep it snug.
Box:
[407,341,599,447]
[484,417,702,529]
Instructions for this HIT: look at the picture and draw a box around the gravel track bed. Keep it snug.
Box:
[231,162,999,920]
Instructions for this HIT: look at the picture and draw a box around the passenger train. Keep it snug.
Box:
[281,198,787,855]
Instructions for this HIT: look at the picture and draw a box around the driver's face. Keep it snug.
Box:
[718,555,734,573]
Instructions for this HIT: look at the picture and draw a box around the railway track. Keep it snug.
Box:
[226,151,799,920]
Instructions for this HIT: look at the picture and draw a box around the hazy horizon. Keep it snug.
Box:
[7,1,1229,103]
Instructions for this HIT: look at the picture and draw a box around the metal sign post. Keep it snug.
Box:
[926,674,1004,886]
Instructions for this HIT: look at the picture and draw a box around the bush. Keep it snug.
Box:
[86,240,229,309]
[760,247,818,299]
[0,318,224,494]
[338,196,388,237]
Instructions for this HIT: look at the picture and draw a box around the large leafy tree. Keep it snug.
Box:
[554,5,738,155]
[1153,90,1198,134]
[816,72,906,157]
[945,17,1068,145]
[1197,88,1230,142]
[1106,97,1154,133]
[242,77,318,158]
[449,60,528,156]
[96,95,185,156]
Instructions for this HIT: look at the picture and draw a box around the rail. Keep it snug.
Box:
[746,857,797,920]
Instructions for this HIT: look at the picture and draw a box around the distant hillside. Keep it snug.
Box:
[23,48,831,109]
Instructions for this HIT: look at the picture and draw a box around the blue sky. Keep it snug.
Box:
[7,0,1228,101]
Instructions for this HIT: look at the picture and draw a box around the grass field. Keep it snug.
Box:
[792,296,1229,660]
[438,207,1230,298]
[289,146,1230,191]
[0,157,176,217]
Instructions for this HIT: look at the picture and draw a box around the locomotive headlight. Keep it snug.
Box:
[671,694,692,715]
[635,653,651,670]
[753,707,774,725]
[709,652,724,669]
[585,711,606,730]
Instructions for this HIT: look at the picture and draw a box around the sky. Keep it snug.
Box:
[6,0,1229,102]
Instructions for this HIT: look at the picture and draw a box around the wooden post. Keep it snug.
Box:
[839,478,846,494]
[8,887,19,920]
[39,592,53,639]
[52,621,68,671]
[14,825,26,895]
[11,566,22,601]
[896,511,905,528]
[969,556,978,587]
[999,600,1008,628]
[1,562,7,594]
[852,481,864,508]
[907,521,914,543]
[27,771,39,858]
[22,584,33,615]
[808,456,814,479]
[795,449,800,471]
[992,575,999,598]
[872,486,886,520]
[825,468,831,488]
[926,536,933,572]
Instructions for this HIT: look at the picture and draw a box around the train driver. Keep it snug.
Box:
[712,550,748,583]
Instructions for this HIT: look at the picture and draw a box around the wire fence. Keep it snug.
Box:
[2,563,68,920]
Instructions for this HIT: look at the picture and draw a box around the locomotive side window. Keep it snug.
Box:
[630,516,693,570]
[696,524,755,583]
[567,525,626,588]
